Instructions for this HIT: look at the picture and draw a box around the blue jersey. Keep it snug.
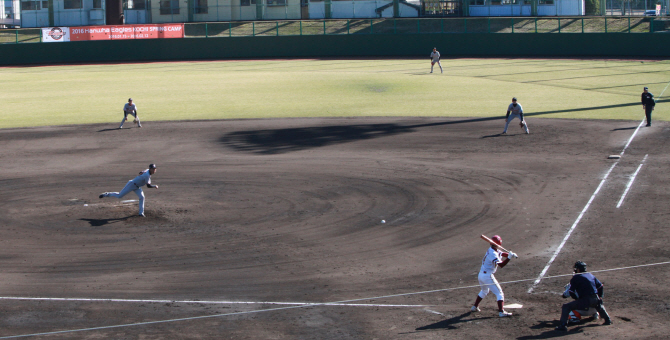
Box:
[569,272,603,299]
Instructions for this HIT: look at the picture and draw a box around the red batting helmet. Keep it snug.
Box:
[491,235,502,246]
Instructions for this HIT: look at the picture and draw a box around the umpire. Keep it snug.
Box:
[555,261,612,331]
[641,86,656,127]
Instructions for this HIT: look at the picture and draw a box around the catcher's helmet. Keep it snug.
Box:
[149,163,157,169]
[491,235,502,246]
[574,261,587,273]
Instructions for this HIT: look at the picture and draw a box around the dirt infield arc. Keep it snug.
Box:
[0,117,669,339]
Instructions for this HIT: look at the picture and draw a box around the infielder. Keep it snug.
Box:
[119,98,141,129]
[641,86,655,127]
[99,164,158,217]
[430,48,443,74]
[555,261,612,331]
[502,97,529,135]
[470,235,517,317]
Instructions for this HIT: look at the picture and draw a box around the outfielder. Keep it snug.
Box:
[555,261,612,331]
[119,98,141,129]
[470,235,517,317]
[99,164,158,217]
[502,97,529,135]
[430,48,443,74]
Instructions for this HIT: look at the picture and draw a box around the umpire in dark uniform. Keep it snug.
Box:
[641,86,656,127]
[555,261,612,331]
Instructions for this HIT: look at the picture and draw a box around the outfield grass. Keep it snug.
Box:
[0,58,667,129]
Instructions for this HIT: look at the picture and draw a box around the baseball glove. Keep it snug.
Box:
[519,122,524,128]
[133,118,138,123]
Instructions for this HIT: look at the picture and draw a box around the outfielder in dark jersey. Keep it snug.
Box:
[641,87,655,127]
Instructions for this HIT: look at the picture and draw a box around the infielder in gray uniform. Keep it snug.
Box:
[119,98,141,129]
[430,48,443,74]
[502,97,529,135]
[99,164,158,217]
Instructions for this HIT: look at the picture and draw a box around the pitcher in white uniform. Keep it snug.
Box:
[99,164,158,217]
[470,235,517,317]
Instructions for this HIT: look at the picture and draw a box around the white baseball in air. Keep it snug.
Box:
[381,220,386,224]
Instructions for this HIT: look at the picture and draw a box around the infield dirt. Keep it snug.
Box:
[0,117,668,339]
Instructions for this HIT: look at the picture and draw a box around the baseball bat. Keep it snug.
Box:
[480,234,511,253]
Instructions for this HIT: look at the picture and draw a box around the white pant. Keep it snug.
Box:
[107,180,145,215]
[477,272,504,301]
[503,113,529,133]
[431,61,442,73]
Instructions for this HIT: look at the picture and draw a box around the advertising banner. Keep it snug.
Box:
[69,24,184,41]
[70,26,111,41]
[42,27,70,43]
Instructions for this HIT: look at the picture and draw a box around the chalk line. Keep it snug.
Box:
[2,260,669,339]
[617,154,648,208]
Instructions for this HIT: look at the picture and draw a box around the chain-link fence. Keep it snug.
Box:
[0,17,660,44]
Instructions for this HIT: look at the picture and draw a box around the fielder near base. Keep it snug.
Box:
[99,164,158,217]
[502,97,529,135]
[119,98,141,129]
[470,235,517,317]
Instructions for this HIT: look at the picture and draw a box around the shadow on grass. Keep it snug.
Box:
[221,100,656,154]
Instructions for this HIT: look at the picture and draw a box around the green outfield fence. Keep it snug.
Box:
[1,16,668,44]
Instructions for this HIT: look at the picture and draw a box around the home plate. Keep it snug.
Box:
[505,303,523,309]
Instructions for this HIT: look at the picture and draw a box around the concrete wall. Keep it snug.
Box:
[1,32,669,66]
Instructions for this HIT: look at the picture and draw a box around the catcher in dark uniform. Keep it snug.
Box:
[555,261,612,331]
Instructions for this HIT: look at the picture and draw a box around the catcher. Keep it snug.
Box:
[555,261,612,331]
[502,97,529,135]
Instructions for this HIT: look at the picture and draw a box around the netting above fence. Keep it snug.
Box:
[0,17,659,44]
[181,17,653,38]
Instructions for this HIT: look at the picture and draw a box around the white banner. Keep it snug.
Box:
[42,27,70,43]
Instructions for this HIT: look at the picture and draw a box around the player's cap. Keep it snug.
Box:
[574,261,587,272]
[128,98,133,101]
[149,163,157,169]
[512,97,517,101]
[644,87,648,90]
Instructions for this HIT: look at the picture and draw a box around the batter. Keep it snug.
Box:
[470,235,517,317]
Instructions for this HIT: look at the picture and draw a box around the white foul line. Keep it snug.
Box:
[616,154,648,208]
[0,297,425,308]
[620,119,646,156]
[527,161,618,293]
[2,260,669,339]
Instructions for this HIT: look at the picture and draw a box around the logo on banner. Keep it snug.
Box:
[48,27,66,41]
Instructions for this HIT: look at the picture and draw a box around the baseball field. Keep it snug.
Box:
[0,58,669,339]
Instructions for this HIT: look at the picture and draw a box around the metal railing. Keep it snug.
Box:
[0,17,661,44]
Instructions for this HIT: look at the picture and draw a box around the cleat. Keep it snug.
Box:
[603,319,613,325]
[471,306,480,312]
[525,131,529,134]
[499,311,512,317]
[139,213,145,217]
[593,312,600,320]
[555,325,568,331]
[99,193,106,199]
[501,132,507,135]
